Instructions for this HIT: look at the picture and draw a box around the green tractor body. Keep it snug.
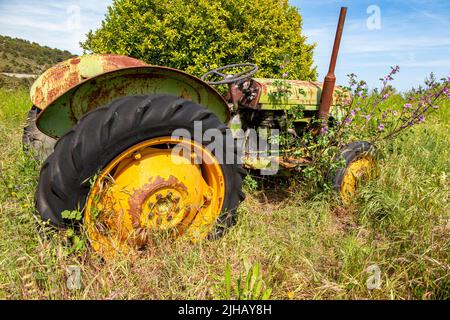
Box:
[26,7,376,256]
[31,55,230,138]
[30,54,343,169]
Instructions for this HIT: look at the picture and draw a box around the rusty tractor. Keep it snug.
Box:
[25,7,377,256]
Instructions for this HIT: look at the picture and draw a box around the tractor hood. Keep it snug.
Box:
[30,54,230,138]
[254,78,345,111]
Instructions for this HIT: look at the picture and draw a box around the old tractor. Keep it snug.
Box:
[25,7,376,256]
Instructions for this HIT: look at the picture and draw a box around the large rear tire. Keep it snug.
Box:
[35,94,245,254]
[22,107,57,161]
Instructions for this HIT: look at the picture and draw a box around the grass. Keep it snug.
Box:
[0,88,448,299]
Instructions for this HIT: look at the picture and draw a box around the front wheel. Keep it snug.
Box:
[331,141,378,204]
[35,94,245,257]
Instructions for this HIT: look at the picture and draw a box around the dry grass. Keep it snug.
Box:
[0,89,448,299]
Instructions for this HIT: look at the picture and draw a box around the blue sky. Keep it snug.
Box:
[0,0,449,91]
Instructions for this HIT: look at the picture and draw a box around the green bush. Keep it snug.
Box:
[81,0,317,80]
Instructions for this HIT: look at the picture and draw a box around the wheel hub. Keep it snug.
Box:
[85,137,225,258]
[341,156,376,204]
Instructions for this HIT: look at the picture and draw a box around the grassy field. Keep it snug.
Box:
[0,88,448,300]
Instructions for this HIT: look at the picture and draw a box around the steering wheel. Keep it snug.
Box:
[201,63,258,85]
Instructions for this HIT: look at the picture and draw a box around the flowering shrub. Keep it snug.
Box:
[279,66,449,191]
[338,68,449,143]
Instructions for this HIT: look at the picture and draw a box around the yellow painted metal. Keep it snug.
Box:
[85,137,225,258]
[340,156,376,204]
[255,78,348,111]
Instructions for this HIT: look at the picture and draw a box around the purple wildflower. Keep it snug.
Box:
[403,103,412,109]
[382,112,387,119]
[383,94,389,100]
[282,72,289,78]
[418,115,425,122]
[433,105,439,109]
[321,126,328,134]
[345,117,352,125]
[378,124,385,131]
[392,110,398,116]
[350,110,356,117]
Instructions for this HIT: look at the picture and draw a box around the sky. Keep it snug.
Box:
[0,0,449,91]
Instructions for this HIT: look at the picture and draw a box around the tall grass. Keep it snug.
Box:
[0,89,448,299]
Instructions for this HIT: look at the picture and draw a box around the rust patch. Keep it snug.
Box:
[70,57,81,65]
[127,175,188,229]
[278,156,312,169]
[104,54,148,69]
[31,54,149,109]
[180,88,192,100]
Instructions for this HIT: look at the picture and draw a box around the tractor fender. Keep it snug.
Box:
[31,55,230,138]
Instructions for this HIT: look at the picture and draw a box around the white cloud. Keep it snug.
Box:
[0,0,111,53]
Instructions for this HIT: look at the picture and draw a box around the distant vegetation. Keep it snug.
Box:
[0,35,74,74]
[0,35,74,90]
[0,74,34,90]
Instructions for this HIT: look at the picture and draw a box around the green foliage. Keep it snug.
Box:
[65,228,87,255]
[81,0,317,80]
[223,259,272,300]
[61,210,83,221]
[273,68,450,193]
[60,210,87,255]
[243,175,258,192]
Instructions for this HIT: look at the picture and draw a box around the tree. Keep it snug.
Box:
[81,0,317,80]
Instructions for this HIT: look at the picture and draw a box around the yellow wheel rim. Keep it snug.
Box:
[340,156,377,204]
[85,136,225,258]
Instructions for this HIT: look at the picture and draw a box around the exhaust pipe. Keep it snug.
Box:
[318,7,347,122]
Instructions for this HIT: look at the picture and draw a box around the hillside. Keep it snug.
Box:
[0,35,74,74]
